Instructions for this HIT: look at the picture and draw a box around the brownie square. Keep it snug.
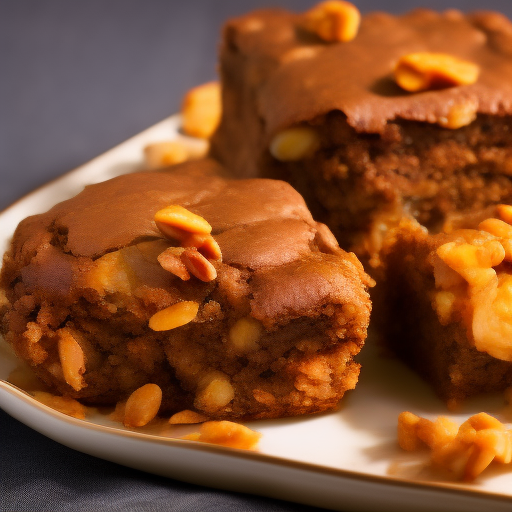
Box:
[0,159,372,420]
[211,7,512,263]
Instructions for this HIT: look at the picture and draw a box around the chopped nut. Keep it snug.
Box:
[181,233,222,261]
[169,409,209,424]
[57,328,86,392]
[144,139,209,170]
[123,383,162,427]
[149,301,199,331]
[182,420,261,450]
[180,247,217,282]
[398,411,512,481]
[252,389,276,406]
[433,290,456,325]
[497,204,512,225]
[86,250,137,295]
[228,317,262,353]
[459,412,504,436]
[438,101,478,129]
[303,1,361,43]
[417,416,458,449]
[32,391,86,420]
[432,209,512,360]
[397,411,421,451]
[109,400,126,423]
[144,141,188,169]
[157,247,190,280]
[155,205,212,237]
[394,52,480,92]
[194,371,235,413]
[181,81,221,139]
[269,126,320,161]
[437,240,504,287]
[479,218,512,239]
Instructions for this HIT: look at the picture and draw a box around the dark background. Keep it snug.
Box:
[2,1,512,511]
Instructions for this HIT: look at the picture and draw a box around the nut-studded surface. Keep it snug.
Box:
[377,207,512,406]
[211,7,512,261]
[0,159,372,421]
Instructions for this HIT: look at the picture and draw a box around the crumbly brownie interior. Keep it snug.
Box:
[211,8,512,259]
[0,161,372,420]
[262,112,512,257]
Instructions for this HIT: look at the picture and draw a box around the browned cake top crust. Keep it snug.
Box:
[224,8,512,135]
[9,159,371,323]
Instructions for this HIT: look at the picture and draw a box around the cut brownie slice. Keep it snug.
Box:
[0,159,373,420]
[377,205,512,407]
[211,5,512,263]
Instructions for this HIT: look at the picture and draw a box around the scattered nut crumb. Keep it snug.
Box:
[32,391,86,420]
[144,139,208,170]
[123,383,162,427]
[182,420,261,450]
[398,411,512,481]
[181,81,221,139]
[169,409,209,424]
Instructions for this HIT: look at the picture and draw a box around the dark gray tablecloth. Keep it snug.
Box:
[2,1,512,510]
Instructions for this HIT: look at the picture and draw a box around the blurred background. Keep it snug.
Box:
[2,0,512,210]
[2,1,512,511]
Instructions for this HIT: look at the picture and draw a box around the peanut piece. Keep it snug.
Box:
[417,416,458,449]
[144,139,209,170]
[252,389,276,406]
[394,52,480,92]
[58,328,86,392]
[479,218,512,239]
[183,421,261,450]
[269,126,320,161]
[32,391,86,420]
[157,247,190,280]
[123,383,162,427]
[181,233,222,261]
[180,247,217,282]
[433,290,456,325]
[169,409,209,425]
[438,101,478,129]
[228,317,262,353]
[497,204,512,225]
[86,250,137,295]
[181,81,221,139]
[303,1,360,43]
[194,371,235,413]
[149,301,199,331]
[437,241,504,287]
[144,141,188,169]
[397,411,421,451]
[155,205,212,236]
[398,411,512,481]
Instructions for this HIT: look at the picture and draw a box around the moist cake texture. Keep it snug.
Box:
[211,6,512,261]
[0,159,372,420]
[377,206,512,406]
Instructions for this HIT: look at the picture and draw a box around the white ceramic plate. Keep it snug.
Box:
[1,116,512,512]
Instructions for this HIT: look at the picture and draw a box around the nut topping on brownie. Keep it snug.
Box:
[394,52,480,93]
[211,7,512,258]
[0,159,372,421]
